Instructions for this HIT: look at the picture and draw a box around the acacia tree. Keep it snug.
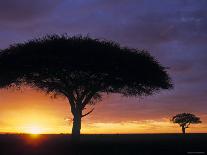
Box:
[0,35,172,140]
[171,113,201,134]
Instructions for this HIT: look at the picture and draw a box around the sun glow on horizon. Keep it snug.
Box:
[25,125,44,134]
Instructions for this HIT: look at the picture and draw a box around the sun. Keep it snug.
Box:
[26,125,43,134]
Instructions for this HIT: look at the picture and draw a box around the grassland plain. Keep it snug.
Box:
[0,134,206,155]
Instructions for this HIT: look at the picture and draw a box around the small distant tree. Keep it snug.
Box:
[171,113,201,134]
[0,35,172,141]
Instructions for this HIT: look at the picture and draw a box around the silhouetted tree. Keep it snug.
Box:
[0,35,172,140]
[171,113,201,134]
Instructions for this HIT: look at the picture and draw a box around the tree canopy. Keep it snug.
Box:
[0,35,172,97]
[172,113,201,126]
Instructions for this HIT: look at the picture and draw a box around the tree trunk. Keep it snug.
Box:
[182,126,185,134]
[66,91,95,143]
[72,109,82,142]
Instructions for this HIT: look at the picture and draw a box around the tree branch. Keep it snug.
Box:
[81,108,94,117]
[81,91,96,109]
[186,122,191,128]
[67,91,76,115]
[78,89,89,103]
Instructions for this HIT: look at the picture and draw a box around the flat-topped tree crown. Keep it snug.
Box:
[0,35,172,139]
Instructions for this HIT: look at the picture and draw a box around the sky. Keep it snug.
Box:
[0,0,207,134]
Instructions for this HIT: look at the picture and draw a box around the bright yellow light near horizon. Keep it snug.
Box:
[26,125,44,134]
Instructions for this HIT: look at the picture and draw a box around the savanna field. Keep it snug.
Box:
[0,134,206,155]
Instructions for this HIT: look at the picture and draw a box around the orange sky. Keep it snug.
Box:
[0,87,206,134]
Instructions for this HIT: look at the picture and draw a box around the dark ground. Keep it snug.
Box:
[0,134,206,155]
